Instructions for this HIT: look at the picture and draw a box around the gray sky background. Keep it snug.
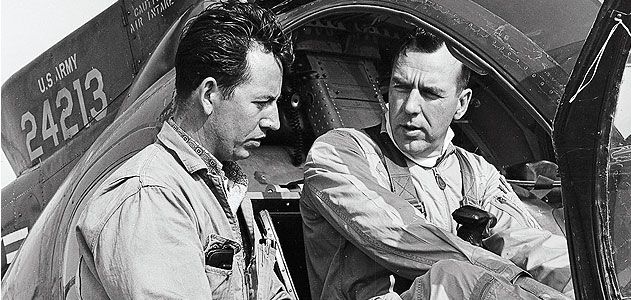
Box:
[1,0,116,188]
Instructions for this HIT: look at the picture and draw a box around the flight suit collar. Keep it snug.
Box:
[159,119,247,187]
[156,120,207,175]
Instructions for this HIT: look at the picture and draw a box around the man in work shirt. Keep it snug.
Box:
[75,2,294,298]
[301,28,572,299]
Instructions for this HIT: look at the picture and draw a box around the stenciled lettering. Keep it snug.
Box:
[22,67,108,162]
[36,73,54,93]
[41,99,60,147]
[147,0,174,20]
[85,69,107,121]
[130,16,144,34]
[21,111,43,161]
[55,53,78,81]
[132,0,152,17]
[56,87,79,140]
[37,53,78,94]
[128,0,174,34]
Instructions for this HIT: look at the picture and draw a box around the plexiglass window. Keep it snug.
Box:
[607,52,631,297]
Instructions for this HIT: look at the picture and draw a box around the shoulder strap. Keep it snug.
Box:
[362,125,425,215]
[453,147,479,207]
[362,125,481,212]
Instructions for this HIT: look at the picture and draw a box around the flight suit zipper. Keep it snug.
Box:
[433,168,446,190]
[433,167,456,232]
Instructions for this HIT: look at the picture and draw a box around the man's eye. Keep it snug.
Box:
[420,90,442,100]
[422,93,440,100]
[254,100,274,109]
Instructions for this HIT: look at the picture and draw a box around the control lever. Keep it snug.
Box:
[452,205,497,248]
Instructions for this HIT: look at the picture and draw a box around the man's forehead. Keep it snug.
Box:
[396,46,461,68]
[392,48,463,82]
[239,48,283,97]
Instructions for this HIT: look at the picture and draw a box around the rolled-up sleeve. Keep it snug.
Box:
[80,179,212,299]
[303,130,525,281]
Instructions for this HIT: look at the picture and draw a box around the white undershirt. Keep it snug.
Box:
[222,177,246,215]
[213,160,246,215]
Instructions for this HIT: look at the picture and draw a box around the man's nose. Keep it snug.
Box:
[403,89,423,115]
[260,105,281,131]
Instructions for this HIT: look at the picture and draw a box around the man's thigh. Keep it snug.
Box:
[399,259,553,300]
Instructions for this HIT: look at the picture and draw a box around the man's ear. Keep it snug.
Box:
[198,77,220,116]
[454,88,472,120]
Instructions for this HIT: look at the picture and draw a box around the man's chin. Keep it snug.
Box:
[232,150,251,161]
[400,142,432,158]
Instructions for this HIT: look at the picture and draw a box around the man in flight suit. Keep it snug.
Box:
[301,28,573,299]
[75,2,294,298]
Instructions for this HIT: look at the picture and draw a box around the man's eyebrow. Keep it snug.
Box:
[391,76,446,95]
[255,95,278,101]
[391,76,409,85]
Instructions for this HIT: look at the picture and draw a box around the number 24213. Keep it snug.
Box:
[21,68,108,162]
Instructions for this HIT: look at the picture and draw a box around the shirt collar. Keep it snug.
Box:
[159,119,247,186]
[384,113,455,168]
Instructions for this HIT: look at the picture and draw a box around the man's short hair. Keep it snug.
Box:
[394,28,470,92]
[175,1,293,103]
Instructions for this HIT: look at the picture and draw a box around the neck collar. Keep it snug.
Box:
[168,118,247,185]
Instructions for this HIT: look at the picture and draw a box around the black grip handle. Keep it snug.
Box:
[452,205,497,248]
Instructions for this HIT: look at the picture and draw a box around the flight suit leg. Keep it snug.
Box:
[399,259,568,300]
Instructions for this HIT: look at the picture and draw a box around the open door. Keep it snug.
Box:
[553,0,631,299]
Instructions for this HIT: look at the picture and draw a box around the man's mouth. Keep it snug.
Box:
[401,124,421,130]
[400,124,424,137]
[244,137,265,148]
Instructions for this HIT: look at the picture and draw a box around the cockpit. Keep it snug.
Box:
[239,9,570,297]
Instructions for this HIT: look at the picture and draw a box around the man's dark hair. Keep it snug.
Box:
[175,1,293,103]
[394,28,470,92]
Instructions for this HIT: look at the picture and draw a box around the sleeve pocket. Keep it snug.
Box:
[491,196,540,229]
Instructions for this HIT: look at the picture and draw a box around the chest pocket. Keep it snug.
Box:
[204,233,241,298]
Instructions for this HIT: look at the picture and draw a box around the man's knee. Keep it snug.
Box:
[401,260,482,300]
[428,259,486,285]
[403,260,567,300]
